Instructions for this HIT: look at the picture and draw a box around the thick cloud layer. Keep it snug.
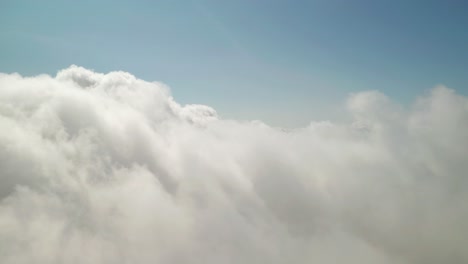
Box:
[0,66,467,264]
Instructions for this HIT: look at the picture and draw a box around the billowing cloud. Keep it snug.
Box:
[0,66,467,264]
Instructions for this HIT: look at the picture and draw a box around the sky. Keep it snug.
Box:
[1,0,468,126]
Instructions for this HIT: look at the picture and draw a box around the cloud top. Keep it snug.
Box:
[0,66,467,264]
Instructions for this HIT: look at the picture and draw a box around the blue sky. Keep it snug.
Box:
[1,0,467,126]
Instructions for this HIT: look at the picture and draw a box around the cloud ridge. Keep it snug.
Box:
[0,66,467,264]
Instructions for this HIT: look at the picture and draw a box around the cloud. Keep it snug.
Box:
[0,65,467,263]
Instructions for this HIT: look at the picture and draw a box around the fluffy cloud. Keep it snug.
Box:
[0,66,467,264]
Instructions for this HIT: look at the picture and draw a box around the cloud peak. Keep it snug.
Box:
[0,66,467,263]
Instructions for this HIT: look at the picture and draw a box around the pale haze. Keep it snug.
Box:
[1,1,468,264]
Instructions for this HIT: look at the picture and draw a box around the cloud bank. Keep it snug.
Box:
[0,66,467,264]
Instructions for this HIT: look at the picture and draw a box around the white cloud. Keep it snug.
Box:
[0,66,467,263]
